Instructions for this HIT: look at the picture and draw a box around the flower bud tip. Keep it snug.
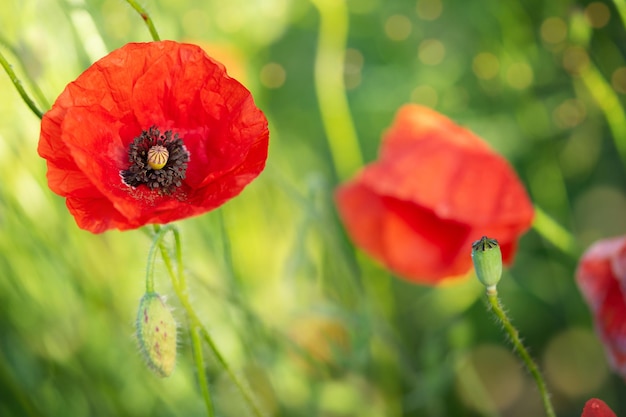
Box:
[471,236,503,288]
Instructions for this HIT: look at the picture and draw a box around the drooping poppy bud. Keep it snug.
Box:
[471,236,502,289]
[136,292,177,377]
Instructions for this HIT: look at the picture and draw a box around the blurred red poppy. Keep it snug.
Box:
[581,398,617,417]
[38,41,269,233]
[335,104,534,284]
[576,236,626,379]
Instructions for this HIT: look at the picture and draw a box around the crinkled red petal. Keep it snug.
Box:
[38,41,269,233]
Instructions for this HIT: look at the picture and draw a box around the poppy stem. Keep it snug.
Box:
[310,0,363,181]
[0,48,44,120]
[152,225,265,417]
[190,325,214,415]
[485,287,556,417]
[532,205,580,258]
[124,0,161,41]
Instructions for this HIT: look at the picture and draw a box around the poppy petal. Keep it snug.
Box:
[581,398,617,417]
[335,104,533,284]
[38,41,269,233]
[577,236,626,378]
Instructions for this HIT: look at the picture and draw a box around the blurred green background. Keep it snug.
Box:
[1,0,626,416]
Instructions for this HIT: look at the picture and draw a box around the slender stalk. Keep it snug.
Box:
[152,225,265,417]
[0,49,44,119]
[485,287,556,417]
[124,0,161,41]
[197,327,264,417]
[531,205,580,258]
[145,226,171,292]
[191,325,214,416]
[310,0,363,181]
[577,62,626,172]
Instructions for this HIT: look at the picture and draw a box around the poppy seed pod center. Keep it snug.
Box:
[147,145,169,170]
[121,127,189,194]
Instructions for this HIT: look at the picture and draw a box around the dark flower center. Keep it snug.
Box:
[121,127,189,194]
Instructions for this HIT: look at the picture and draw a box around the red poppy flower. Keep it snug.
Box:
[335,104,534,284]
[581,398,617,417]
[38,41,269,233]
[576,236,626,378]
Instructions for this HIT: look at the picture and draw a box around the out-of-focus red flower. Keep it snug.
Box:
[38,41,269,233]
[576,236,626,378]
[581,398,617,417]
[335,104,534,285]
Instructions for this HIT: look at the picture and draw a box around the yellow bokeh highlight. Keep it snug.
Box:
[410,85,438,107]
[416,0,443,21]
[562,46,590,74]
[260,62,286,88]
[540,17,568,44]
[543,328,609,397]
[506,62,533,89]
[611,66,626,93]
[456,344,524,414]
[472,52,500,80]
[418,39,445,66]
[384,15,412,41]
[552,99,587,129]
[585,2,611,28]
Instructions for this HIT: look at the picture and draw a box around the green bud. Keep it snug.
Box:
[136,292,177,377]
[471,236,502,288]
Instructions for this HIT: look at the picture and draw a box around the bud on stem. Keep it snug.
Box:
[471,236,503,289]
[136,292,177,377]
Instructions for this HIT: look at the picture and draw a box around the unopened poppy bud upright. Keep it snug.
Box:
[471,236,502,289]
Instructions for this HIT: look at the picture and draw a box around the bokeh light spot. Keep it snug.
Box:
[563,46,590,75]
[611,67,626,93]
[456,344,524,414]
[472,52,500,80]
[540,17,568,44]
[505,62,533,89]
[585,2,611,28]
[410,85,438,107]
[416,0,443,20]
[543,328,609,397]
[552,99,587,129]
[384,15,412,41]
[260,63,286,89]
[418,39,445,66]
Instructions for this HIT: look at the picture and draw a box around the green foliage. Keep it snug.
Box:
[1,0,625,416]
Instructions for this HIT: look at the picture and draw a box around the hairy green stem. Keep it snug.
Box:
[151,225,213,417]
[0,49,44,119]
[486,288,556,417]
[124,0,161,41]
[152,225,264,417]
[311,0,363,181]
